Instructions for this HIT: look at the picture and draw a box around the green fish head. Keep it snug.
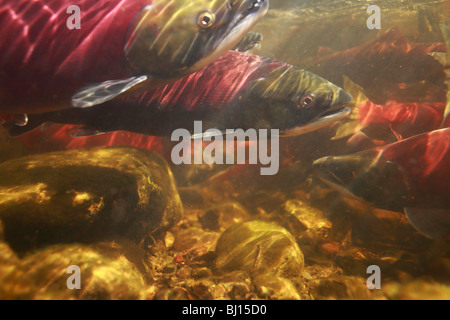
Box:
[244,66,353,136]
[312,152,411,211]
[125,0,269,78]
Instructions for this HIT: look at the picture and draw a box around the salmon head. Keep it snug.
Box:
[124,0,269,78]
[240,65,353,136]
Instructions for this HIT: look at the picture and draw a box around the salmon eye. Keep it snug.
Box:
[299,94,316,108]
[248,0,264,12]
[197,10,215,28]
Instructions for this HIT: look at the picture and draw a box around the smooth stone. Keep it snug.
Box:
[308,276,372,300]
[253,274,301,300]
[198,202,251,231]
[0,147,183,252]
[276,200,333,258]
[173,227,220,256]
[277,200,332,239]
[20,243,147,300]
[382,278,450,300]
[219,271,253,299]
[0,240,34,299]
[214,221,304,279]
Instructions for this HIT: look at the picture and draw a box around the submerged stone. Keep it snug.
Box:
[0,219,3,241]
[382,278,450,300]
[219,271,253,299]
[277,200,332,239]
[21,243,147,300]
[198,202,251,231]
[214,221,304,279]
[308,276,372,300]
[0,147,183,252]
[173,227,220,256]
[253,274,301,300]
[0,240,34,299]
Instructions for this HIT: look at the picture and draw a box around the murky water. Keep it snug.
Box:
[0,0,449,300]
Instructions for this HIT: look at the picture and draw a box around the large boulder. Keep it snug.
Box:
[0,147,183,252]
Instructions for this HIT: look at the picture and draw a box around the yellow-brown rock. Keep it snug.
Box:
[0,147,182,252]
[214,221,304,279]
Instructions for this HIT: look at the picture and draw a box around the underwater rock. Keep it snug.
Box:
[214,221,304,279]
[219,271,253,299]
[154,286,189,300]
[0,240,35,299]
[173,227,220,257]
[382,278,450,300]
[185,279,228,300]
[0,219,3,241]
[0,147,183,252]
[276,200,332,257]
[308,276,372,300]
[198,202,251,231]
[253,274,301,300]
[278,200,332,237]
[191,267,213,280]
[20,243,147,300]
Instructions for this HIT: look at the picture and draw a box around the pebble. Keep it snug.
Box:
[214,221,304,279]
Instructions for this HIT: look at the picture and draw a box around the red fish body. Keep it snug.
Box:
[307,28,447,105]
[0,0,152,114]
[358,100,447,141]
[12,50,352,138]
[313,128,450,238]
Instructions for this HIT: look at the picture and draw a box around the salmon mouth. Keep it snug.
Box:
[280,87,353,137]
[280,105,352,137]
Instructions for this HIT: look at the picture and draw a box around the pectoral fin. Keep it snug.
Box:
[71,76,148,108]
[404,207,450,239]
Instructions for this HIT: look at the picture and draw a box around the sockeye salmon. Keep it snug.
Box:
[9,50,352,138]
[313,128,450,239]
[0,0,269,115]
[332,77,447,146]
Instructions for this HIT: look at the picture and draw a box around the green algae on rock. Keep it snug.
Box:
[214,221,304,279]
[0,147,182,252]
